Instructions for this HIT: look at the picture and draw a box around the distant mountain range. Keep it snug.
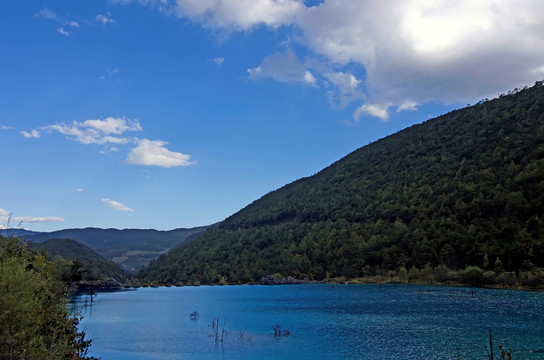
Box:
[138,82,544,285]
[0,228,42,237]
[9,226,211,273]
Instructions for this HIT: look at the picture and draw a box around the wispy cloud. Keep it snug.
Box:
[45,117,141,145]
[106,67,119,76]
[100,67,120,80]
[247,50,364,105]
[322,71,364,108]
[1,125,14,130]
[95,14,116,25]
[57,27,71,36]
[0,208,64,225]
[20,129,40,138]
[36,7,59,21]
[247,49,317,87]
[36,7,116,36]
[101,198,134,212]
[125,139,195,168]
[213,57,225,66]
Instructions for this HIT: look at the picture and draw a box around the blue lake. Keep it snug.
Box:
[71,284,544,359]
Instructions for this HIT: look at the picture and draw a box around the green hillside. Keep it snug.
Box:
[30,238,126,282]
[138,82,544,286]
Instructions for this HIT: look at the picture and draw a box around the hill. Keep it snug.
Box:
[26,226,210,273]
[0,228,42,237]
[144,83,541,285]
[29,238,126,282]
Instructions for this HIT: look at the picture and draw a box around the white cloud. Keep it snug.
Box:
[36,7,116,36]
[353,103,391,122]
[126,139,195,167]
[0,208,65,225]
[36,7,59,21]
[247,49,317,86]
[58,27,71,36]
[296,0,544,107]
[125,0,544,121]
[397,100,418,112]
[533,65,544,75]
[322,70,364,108]
[95,14,116,25]
[84,117,140,134]
[1,125,14,130]
[101,198,134,212]
[101,67,120,80]
[213,57,225,65]
[45,117,141,145]
[303,71,316,86]
[44,117,194,169]
[176,0,303,30]
[15,216,65,223]
[20,129,40,138]
[247,52,364,106]
[247,66,261,77]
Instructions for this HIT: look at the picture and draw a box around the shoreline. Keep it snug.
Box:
[86,277,543,293]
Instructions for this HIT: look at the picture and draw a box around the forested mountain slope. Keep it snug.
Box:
[30,238,126,281]
[139,82,544,285]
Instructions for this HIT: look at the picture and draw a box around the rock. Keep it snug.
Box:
[259,275,311,285]
[99,278,122,289]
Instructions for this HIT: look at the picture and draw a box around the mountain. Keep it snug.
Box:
[26,226,210,273]
[138,82,544,285]
[29,238,126,282]
[0,228,42,237]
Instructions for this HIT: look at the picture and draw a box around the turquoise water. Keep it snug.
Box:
[71,284,544,359]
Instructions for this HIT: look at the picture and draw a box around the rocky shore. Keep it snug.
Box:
[259,275,311,285]
[70,278,122,291]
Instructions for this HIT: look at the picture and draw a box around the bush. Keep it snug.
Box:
[496,272,517,287]
[519,270,543,288]
[462,266,484,286]
[483,270,497,285]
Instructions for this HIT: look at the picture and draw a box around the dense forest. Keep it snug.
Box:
[0,235,97,359]
[138,82,544,287]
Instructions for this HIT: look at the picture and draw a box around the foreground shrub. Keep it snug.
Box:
[0,236,97,359]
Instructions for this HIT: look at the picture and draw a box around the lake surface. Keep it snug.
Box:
[71,284,544,359]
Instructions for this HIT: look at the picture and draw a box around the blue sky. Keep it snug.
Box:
[1,0,543,232]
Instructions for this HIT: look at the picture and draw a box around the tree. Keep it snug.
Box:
[0,236,97,359]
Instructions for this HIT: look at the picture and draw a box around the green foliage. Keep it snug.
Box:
[138,83,544,286]
[462,266,484,286]
[0,236,97,359]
